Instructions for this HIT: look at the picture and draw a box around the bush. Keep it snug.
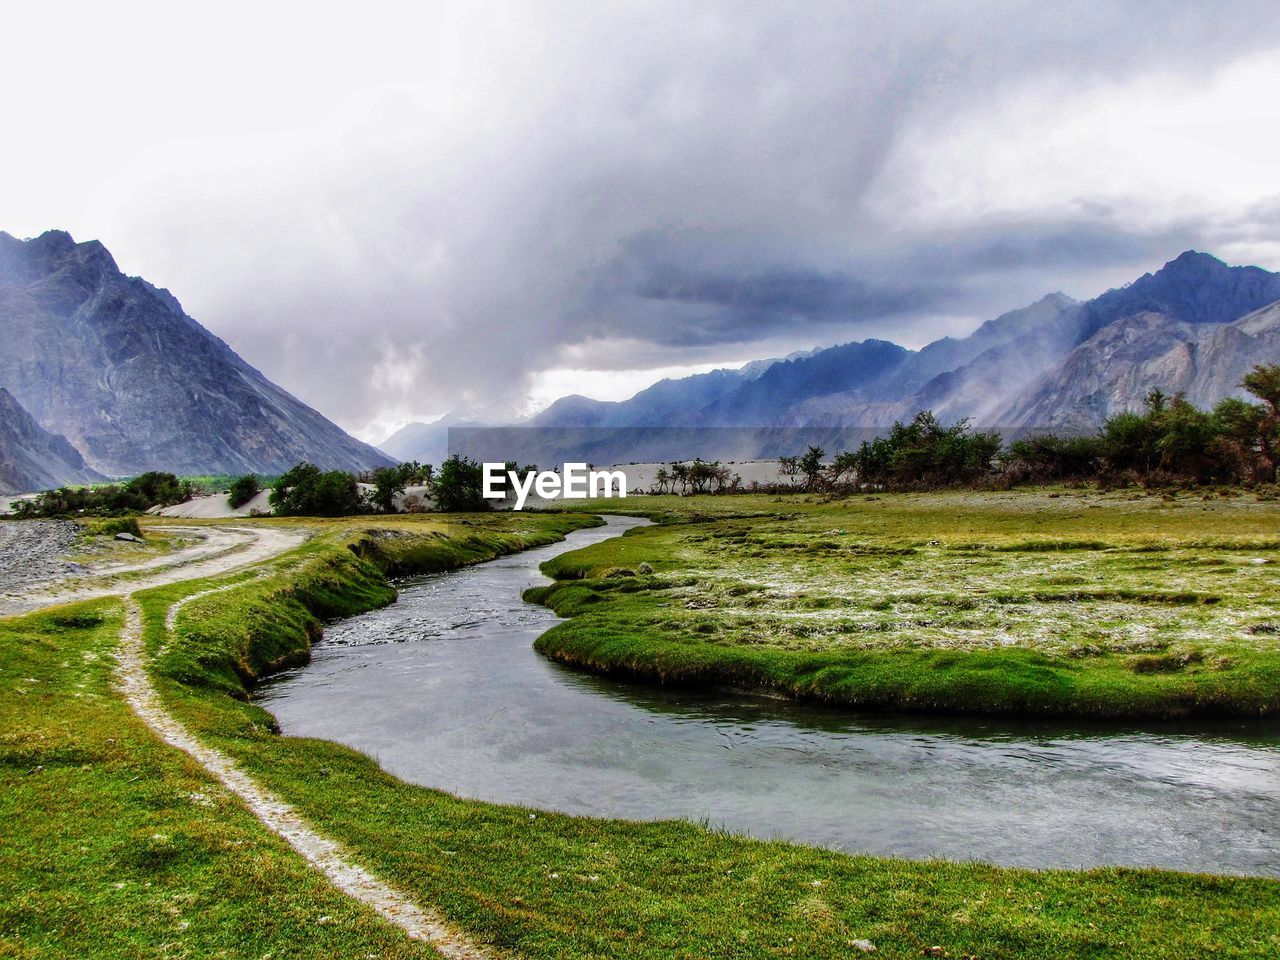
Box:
[228,474,261,509]
[846,412,1002,489]
[84,517,143,538]
[268,463,365,517]
[433,455,488,512]
[1001,434,1102,483]
[367,461,433,513]
[14,472,194,518]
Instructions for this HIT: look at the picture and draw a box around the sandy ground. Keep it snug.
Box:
[154,489,274,518]
[0,524,307,617]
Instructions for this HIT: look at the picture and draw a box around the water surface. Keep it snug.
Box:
[259,516,1280,876]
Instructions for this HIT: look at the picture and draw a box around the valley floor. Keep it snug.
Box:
[1,499,1278,958]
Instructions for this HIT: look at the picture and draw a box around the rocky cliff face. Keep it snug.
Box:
[1004,301,1280,430]
[0,231,392,476]
[0,387,103,494]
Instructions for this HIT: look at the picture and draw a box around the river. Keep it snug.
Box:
[258,515,1280,876]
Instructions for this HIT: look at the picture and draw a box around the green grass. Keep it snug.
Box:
[528,489,1280,719]
[4,501,1280,957]
[0,602,433,959]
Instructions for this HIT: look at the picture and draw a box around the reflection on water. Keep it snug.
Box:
[258,516,1280,876]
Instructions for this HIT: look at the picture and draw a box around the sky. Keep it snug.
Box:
[3,1,1280,443]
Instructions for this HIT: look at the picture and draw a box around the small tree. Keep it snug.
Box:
[433,455,488,512]
[828,450,858,488]
[799,445,826,491]
[778,456,800,486]
[228,474,261,509]
[270,462,364,516]
[670,462,691,495]
[1242,363,1280,481]
[653,465,670,495]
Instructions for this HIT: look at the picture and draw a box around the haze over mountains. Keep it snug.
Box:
[2,228,1279,495]
[378,251,1280,466]
[0,230,391,492]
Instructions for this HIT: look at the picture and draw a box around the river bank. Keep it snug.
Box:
[4,504,1279,958]
[260,515,1280,876]
[532,488,1280,719]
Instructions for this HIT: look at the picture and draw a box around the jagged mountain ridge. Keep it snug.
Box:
[0,230,392,478]
[530,251,1280,445]
[1005,300,1280,430]
[0,387,104,495]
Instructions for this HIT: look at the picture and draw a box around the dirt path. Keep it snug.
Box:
[90,538,502,958]
[9,516,501,955]
[114,595,497,958]
[1,525,307,617]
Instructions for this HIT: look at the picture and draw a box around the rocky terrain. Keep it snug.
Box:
[0,519,82,594]
[0,230,392,479]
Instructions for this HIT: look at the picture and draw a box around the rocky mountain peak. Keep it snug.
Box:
[0,229,393,476]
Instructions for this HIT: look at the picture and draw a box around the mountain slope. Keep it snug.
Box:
[0,387,103,494]
[0,231,392,476]
[379,412,494,465]
[1004,301,1280,430]
[531,362,779,429]
[522,251,1280,460]
[695,339,910,426]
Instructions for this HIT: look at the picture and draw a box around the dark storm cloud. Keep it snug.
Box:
[96,0,1280,436]
[568,218,1204,348]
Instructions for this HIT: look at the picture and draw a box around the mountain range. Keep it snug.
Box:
[386,250,1280,466]
[3,229,1279,495]
[0,230,391,491]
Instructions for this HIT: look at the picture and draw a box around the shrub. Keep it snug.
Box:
[14,472,193,518]
[433,455,488,512]
[268,463,365,517]
[227,474,261,509]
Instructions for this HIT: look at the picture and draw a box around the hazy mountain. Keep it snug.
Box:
[524,251,1280,459]
[530,359,786,430]
[530,343,907,432]
[0,230,392,476]
[1004,300,1280,430]
[380,411,493,465]
[0,387,103,495]
[694,339,910,426]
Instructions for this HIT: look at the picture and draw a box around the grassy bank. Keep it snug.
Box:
[0,600,431,958]
[528,489,1280,719]
[5,507,1280,957]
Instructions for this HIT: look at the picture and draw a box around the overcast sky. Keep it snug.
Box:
[4,1,1280,442]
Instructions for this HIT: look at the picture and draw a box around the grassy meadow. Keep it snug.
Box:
[2,495,1279,957]
[532,488,1280,718]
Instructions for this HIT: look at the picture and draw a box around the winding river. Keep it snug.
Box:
[259,516,1280,876]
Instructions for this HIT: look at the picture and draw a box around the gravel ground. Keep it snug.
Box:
[0,520,83,594]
